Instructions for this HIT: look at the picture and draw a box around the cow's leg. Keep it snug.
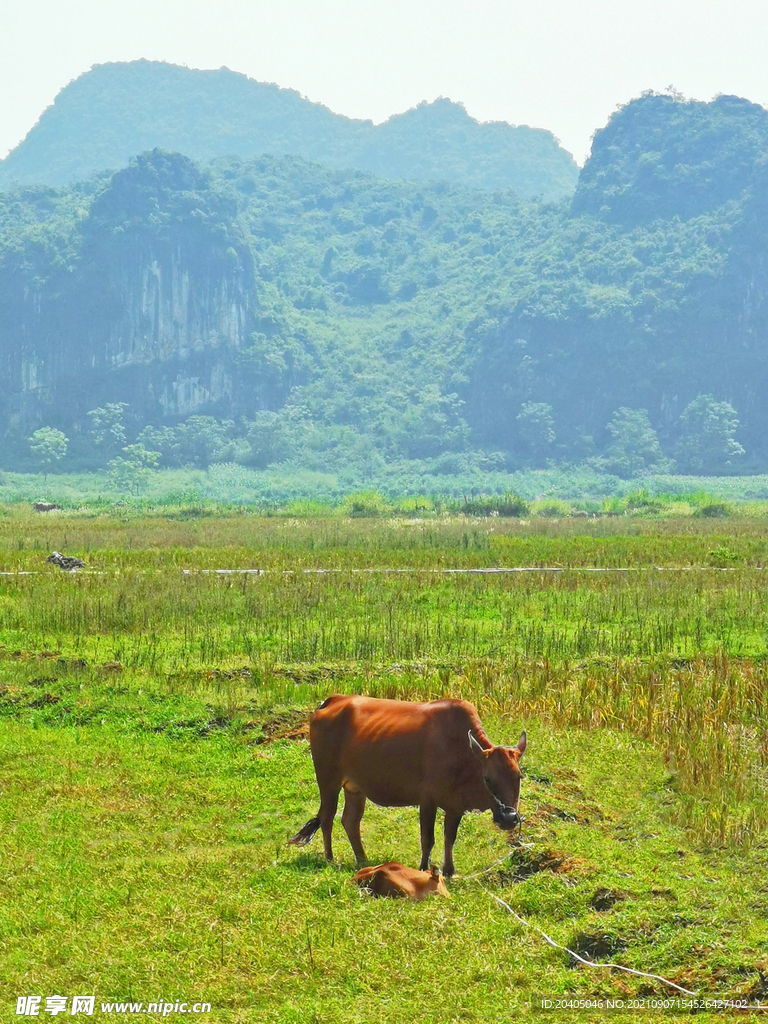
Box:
[419,802,437,871]
[341,786,367,864]
[318,786,340,862]
[442,810,463,878]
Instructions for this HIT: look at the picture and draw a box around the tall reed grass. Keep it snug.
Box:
[1,510,767,848]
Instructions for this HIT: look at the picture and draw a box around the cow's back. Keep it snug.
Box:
[309,695,489,811]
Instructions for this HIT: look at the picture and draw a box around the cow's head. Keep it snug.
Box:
[426,864,450,899]
[469,730,526,829]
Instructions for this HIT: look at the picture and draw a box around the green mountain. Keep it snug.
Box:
[573,92,768,223]
[0,60,578,201]
[3,92,768,479]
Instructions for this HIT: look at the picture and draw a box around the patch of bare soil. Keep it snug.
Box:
[743,970,768,1000]
[528,802,580,825]
[29,693,61,708]
[273,666,342,685]
[499,847,595,882]
[207,667,252,680]
[527,799,607,828]
[250,709,310,744]
[567,931,627,962]
[590,887,629,911]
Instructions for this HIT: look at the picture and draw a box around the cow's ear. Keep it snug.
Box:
[429,864,440,879]
[468,731,486,759]
[514,731,527,758]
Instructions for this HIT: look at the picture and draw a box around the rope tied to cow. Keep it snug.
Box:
[460,848,533,880]
[455,832,696,997]
[469,880,696,997]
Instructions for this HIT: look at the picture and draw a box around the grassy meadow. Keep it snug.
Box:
[2,507,768,1021]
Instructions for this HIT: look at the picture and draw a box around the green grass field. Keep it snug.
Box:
[2,509,768,1022]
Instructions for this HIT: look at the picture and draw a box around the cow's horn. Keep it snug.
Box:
[468,731,485,758]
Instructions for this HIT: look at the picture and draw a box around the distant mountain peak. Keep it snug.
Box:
[0,60,578,200]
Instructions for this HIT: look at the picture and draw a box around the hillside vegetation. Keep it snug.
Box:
[3,91,768,484]
[0,61,578,201]
[573,92,768,223]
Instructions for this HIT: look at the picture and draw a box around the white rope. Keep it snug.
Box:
[483,887,697,997]
[460,849,532,880]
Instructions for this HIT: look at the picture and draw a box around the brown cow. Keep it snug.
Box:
[288,694,526,876]
[353,862,450,902]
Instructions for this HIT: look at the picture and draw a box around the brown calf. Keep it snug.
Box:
[353,862,449,902]
[288,694,526,876]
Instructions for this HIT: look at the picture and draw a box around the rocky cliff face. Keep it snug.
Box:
[4,151,255,435]
[93,249,250,417]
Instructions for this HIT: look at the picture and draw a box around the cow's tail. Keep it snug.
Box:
[287,814,321,847]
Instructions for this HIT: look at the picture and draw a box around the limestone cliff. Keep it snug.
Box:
[4,151,255,435]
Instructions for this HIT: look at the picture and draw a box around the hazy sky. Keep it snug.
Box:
[4,0,768,165]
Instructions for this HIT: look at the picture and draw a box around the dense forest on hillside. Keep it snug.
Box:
[573,92,768,223]
[2,90,768,482]
[0,61,578,201]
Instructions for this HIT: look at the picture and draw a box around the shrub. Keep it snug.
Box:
[697,501,733,518]
[455,492,529,517]
[341,490,390,517]
[532,499,572,518]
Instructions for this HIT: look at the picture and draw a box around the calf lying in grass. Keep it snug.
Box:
[353,862,450,902]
